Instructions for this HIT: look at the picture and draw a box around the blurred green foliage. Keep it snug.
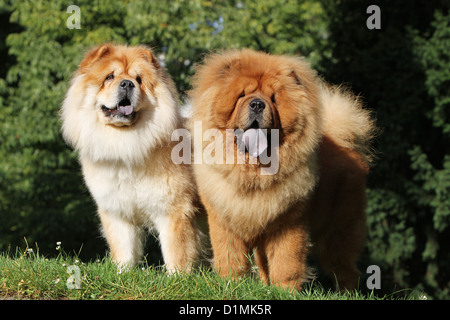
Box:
[0,0,449,298]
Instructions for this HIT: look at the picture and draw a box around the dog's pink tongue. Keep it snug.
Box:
[118,105,134,115]
[242,129,268,157]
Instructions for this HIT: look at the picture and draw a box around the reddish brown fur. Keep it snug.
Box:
[189,49,376,291]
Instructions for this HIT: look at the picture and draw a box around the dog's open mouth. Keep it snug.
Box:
[101,98,137,120]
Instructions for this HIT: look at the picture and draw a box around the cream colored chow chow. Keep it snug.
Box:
[61,44,202,271]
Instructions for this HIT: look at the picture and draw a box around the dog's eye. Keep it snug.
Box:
[136,76,142,85]
[235,91,245,106]
[271,93,276,104]
[105,73,114,81]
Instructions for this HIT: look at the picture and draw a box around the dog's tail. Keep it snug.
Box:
[320,85,378,165]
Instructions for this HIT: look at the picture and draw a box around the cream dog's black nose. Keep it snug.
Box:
[120,79,135,89]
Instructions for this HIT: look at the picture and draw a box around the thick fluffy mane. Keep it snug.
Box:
[61,74,179,166]
[189,49,323,184]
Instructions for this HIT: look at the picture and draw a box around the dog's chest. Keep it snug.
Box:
[82,160,172,221]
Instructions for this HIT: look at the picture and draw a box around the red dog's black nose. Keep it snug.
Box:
[249,98,265,113]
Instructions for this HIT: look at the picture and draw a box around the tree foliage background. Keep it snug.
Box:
[0,0,449,298]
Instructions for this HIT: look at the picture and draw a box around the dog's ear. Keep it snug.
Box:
[222,58,240,74]
[140,47,161,70]
[288,70,302,86]
[79,44,113,70]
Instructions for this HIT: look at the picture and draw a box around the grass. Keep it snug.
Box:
[0,244,421,300]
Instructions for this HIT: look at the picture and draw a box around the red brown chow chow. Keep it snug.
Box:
[189,49,376,290]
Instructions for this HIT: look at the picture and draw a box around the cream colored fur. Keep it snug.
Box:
[60,44,201,272]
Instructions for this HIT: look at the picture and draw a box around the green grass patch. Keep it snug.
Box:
[0,244,422,300]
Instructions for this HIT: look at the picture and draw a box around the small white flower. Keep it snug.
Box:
[56,241,61,246]
[75,259,79,264]
[27,248,33,253]
[55,278,60,284]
